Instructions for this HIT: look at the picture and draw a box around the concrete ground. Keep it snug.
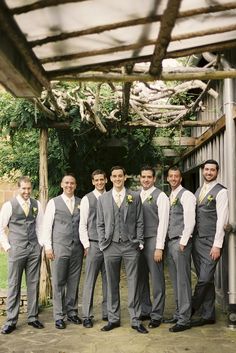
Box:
[0,269,236,353]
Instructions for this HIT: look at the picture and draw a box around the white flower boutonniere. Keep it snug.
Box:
[32,207,38,217]
[77,204,80,209]
[171,197,179,206]
[126,194,133,204]
[206,194,214,206]
[147,195,153,204]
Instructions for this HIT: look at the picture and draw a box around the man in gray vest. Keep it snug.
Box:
[0,176,44,334]
[165,166,196,332]
[139,166,169,329]
[42,174,84,329]
[79,169,108,328]
[191,159,229,326]
[97,166,148,333]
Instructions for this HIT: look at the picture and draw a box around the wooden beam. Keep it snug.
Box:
[195,115,226,148]
[182,115,226,158]
[29,2,236,47]
[163,149,179,157]
[149,0,182,77]
[52,69,236,82]
[0,29,43,97]
[0,2,50,92]
[152,136,196,146]
[129,120,216,127]
[10,0,86,14]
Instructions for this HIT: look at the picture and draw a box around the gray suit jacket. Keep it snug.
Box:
[97,189,144,251]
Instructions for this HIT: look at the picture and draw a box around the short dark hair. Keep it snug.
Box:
[140,165,156,177]
[110,165,126,176]
[167,166,182,177]
[61,174,77,183]
[17,176,31,187]
[202,159,219,171]
[91,169,106,179]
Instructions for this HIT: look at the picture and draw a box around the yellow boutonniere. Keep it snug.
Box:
[32,207,38,217]
[206,195,214,206]
[147,195,153,204]
[126,194,133,204]
[171,197,179,206]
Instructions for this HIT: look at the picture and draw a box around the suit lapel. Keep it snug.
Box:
[124,190,128,222]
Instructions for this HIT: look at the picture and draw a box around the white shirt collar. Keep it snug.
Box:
[61,193,75,203]
[170,184,183,197]
[17,195,30,206]
[93,188,106,199]
[112,187,126,198]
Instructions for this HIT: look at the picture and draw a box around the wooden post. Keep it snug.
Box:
[38,128,52,306]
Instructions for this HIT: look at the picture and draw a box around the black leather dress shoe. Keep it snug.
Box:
[55,319,66,329]
[101,322,120,331]
[102,316,108,321]
[148,319,162,328]
[163,318,178,324]
[131,324,149,334]
[83,318,93,328]
[28,320,44,329]
[1,324,16,334]
[169,324,191,332]
[139,314,151,321]
[191,318,216,327]
[67,315,82,324]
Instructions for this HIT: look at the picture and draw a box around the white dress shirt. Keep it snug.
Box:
[140,186,169,250]
[169,185,196,246]
[200,181,229,248]
[79,189,105,249]
[42,193,75,250]
[0,195,43,251]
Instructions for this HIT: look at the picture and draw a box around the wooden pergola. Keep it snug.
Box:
[1,0,236,302]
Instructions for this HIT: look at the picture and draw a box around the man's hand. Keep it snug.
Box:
[210,246,221,261]
[45,249,55,260]
[139,243,144,250]
[179,244,185,252]
[84,247,89,256]
[154,249,163,262]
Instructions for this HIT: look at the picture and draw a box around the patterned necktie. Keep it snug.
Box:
[115,193,121,208]
[22,202,29,216]
[199,184,208,203]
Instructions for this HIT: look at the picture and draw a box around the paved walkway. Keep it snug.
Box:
[0,270,236,353]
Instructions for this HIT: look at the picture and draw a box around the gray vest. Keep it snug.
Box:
[112,199,128,243]
[52,195,81,246]
[87,191,98,241]
[168,188,186,239]
[195,183,225,238]
[142,188,162,238]
[8,197,38,248]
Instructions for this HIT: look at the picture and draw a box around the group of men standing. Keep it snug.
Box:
[0,159,229,335]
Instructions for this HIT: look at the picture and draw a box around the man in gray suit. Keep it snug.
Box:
[0,176,44,334]
[97,166,148,334]
[139,166,169,329]
[43,174,84,329]
[191,160,229,326]
[79,169,108,328]
[165,166,196,332]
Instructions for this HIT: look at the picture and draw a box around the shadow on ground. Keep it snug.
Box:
[0,267,236,353]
